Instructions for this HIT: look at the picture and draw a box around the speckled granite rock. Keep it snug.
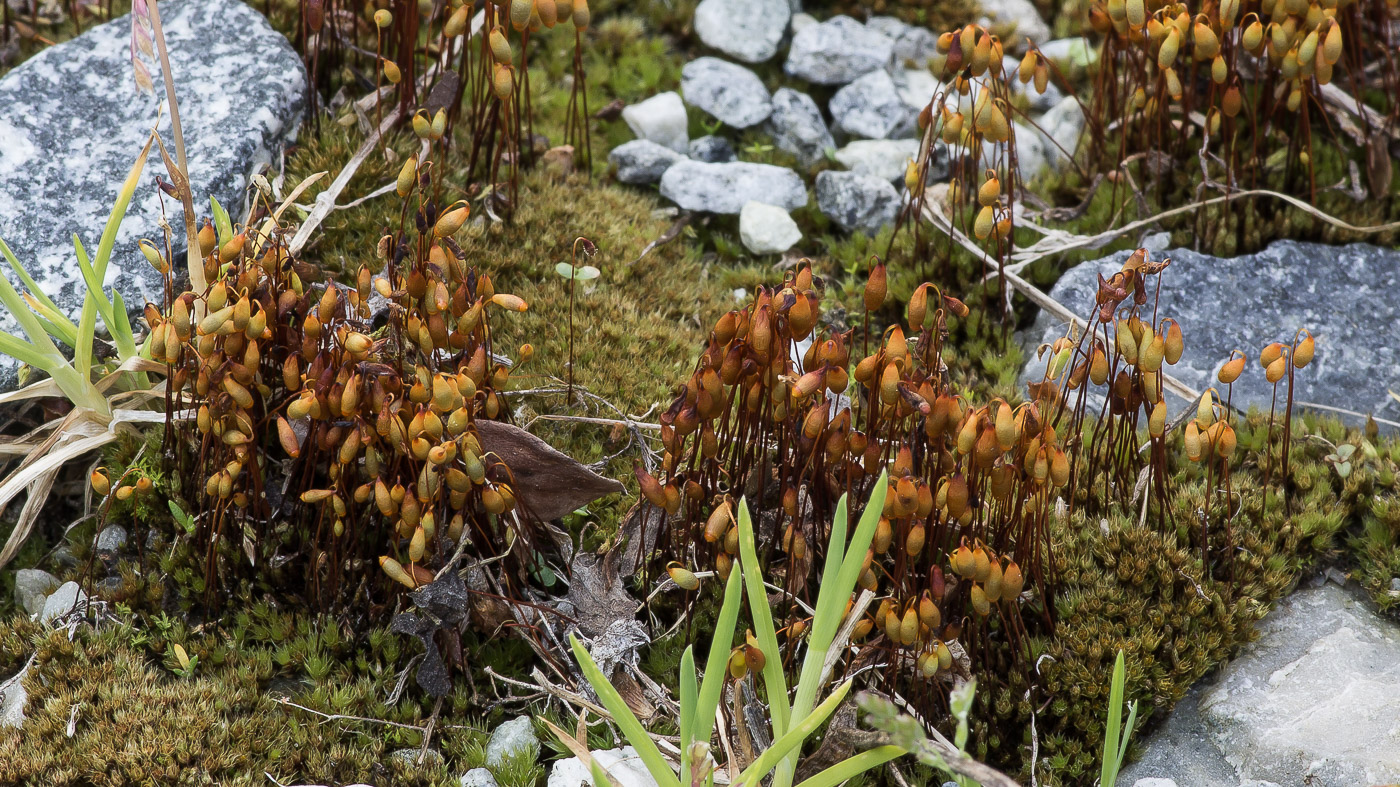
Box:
[0,0,306,390]
[816,170,901,233]
[693,0,790,64]
[681,57,773,129]
[660,161,808,214]
[1120,582,1400,787]
[1022,241,1400,426]
[785,16,893,85]
[766,88,835,167]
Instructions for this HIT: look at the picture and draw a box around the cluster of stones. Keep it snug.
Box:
[608,0,1087,255]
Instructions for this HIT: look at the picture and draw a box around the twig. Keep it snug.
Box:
[275,696,428,733]
[1293,400,1400,429]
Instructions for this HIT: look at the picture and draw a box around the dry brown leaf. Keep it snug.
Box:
[476,420,624,523]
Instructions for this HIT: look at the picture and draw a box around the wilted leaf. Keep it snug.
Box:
[475,420,624,522]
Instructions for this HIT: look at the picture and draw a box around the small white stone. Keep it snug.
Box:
[693,0,790,63]
[733,288,749,302]
[461,767,499,787]
[834,139,922,183]
[739,201,802,255]
[14,568,60,616]
[485,716,540,769]
[622,92,689,153]
[789,12,817,34]
[548,747,659,787]
[1132,780,1179,787]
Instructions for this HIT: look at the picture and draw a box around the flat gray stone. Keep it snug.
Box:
[830,70,918,139]
[485,715,539,768]
[1023,241,1400,427]
[865,16,910,39]
[1029,95,1084,170]
[622,92,689,153]
[0,0,306,390]
[95,524,129,555]
[693,0,790,64]
[14,568,60,616]
[766,88,835,167]
[977,0,1051,48]
[740,201,802,255]
[689,136,736,163]
[981,121,1052,181]
[681,58,772,129]
[785,16,893,86]
[893,27,939,68]
[39,581,87,625]
[461,768,498,787]
[816,170,901,233]
[1121,583,1400,787]
[0,663,28,729]
[608,140,684,184]
[660,161,807,214]
[893,68,943,113]
[833,139,939,184]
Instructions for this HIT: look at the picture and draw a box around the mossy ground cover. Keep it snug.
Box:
[3,1,1400,785]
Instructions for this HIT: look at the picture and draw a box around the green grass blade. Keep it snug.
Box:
[1,240,74,338]
[694,565,743,759]
[679,646,697,782]
[0,252,63,360]
[791,746,906,787]
[569,634,680,787]
[1100,650,1126,787]
[0,330,47,370]
[736,497,790,737]
[75,300,97,383]
[210,196,233,247]
[73,236,116,320]
[93,136,153,282]
[1116,700,1138,769]
[736,679,854,786]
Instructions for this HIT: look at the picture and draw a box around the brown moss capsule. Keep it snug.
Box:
[864,262,887,312]
[90,469,111,497]
[728,648,748,679]
[382,58,402,85]
[1265,355,1287,383]
[667,562,700,591]
[380,556,418,589]
[970,584,991,617]
[445,4,471,36]
[571,0,589,29]
[1293,332,1314,368]
[906,524,926,557]
[952,543,976,577]
[492,63,515,100]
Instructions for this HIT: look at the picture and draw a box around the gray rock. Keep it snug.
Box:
[693,0,790,64]
[766,88,835,166]
[14,568,60,616]
[0,663,28,729]
[865,16,910,39]
[39,581,87,625]
[829,70,918,139]
[785,16,894,85]
[816,171,902,233]
[548,747,659,787]
[790,12,818,34]
[0,0,306,390]
[688,136,736,163]
[834,139,943,184]
[893,68,943,112]
[1037,37,1099,68]
[391,748,445,769]
[681,58,772,129]
[485,715,540,769]
[1022,241,1400,427]
[461,768,498,787]
[981,121,1051,181]
[1391,577,1400,592]
[977,0,1051,48]
[1030,95,1084,170]
[660,161,808,214]
[1131,780,1179,787]
[95,524,129,555]
[739,201,802,255]
[608,140,684,184]
[1120,583,1400,787]
[622,92,689,153]
[893,27,939,69]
